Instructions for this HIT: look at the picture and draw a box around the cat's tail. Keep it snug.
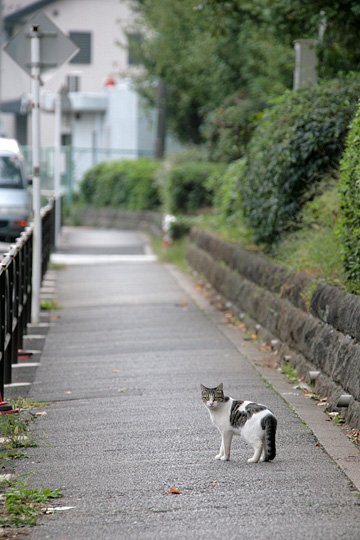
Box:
[262,414,277,461]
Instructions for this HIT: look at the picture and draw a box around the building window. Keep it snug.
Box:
[127,33,142,66]
[69,32,92,64]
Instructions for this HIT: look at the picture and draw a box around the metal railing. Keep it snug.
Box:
[0,200,55,398]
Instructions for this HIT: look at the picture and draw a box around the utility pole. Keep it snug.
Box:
[154,79,166,159]
[3,12,79,323]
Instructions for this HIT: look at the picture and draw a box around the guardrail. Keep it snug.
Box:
[0,200,55,399]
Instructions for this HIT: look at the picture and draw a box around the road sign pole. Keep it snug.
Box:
[3,11,79,322]
[30,25,42,324]
[54,92,61,247]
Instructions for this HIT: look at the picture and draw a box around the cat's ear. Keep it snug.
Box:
[217,382,224,391]
[200,384,207,392]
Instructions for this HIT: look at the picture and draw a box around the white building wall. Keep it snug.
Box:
[105,82,138,154]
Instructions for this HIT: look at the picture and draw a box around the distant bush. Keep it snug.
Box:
[338,102,360,292]
[80,162,109,204]
[239,76,360,245]
[79,159,161,210]
[202,96,262,163]
[165,161,226,214]
[211,159,246,224]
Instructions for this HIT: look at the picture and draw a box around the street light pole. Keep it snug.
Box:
[30,25,42,324]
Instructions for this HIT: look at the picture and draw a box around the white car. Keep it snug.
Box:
[0,138,31,241]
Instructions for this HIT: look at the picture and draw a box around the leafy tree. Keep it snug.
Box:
[208,0,360,75]
[128,0,293,143]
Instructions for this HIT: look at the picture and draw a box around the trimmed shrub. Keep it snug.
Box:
[212,159,247,225]
[338,102,360,292]
[165,162,225,214]
[239,76,360,245]
[79,158,161,211]
[80,162,109,204]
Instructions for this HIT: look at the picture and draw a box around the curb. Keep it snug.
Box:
[167,264,360,491]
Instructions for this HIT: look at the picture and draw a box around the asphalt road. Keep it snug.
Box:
[18,227,360,539]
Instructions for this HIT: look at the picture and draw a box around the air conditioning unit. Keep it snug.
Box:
[66,74,81,93]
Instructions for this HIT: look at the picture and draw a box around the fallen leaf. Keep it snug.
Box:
[304,392,320,400]
[64,390,72,395]
[117,387,128,393]
[34,411,47,417]
[209,481,217,488]
[112,369,120,373]
[167,486,182,495]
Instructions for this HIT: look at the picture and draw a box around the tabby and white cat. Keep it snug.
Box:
[200,383,277,463]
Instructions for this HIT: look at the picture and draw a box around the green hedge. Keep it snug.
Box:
[165,161,225,214]
[79,159,161,210]
[338,103,360,292]
[239,77,360,245]
[212,159,246,224]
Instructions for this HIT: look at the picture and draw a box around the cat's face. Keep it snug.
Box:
[200,383,225,409]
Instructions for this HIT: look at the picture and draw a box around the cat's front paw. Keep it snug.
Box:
[220,455,230,461]
[214,454,222,460]
[247,457,258,463]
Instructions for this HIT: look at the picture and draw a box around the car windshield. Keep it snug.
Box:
[0,155,24,188]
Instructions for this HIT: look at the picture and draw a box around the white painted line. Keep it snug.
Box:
[4,382,31,388]
[12,363,40,368]
[51,253,158,265]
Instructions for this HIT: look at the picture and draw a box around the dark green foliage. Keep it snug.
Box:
[202,96,263,162]
[165,162,225,214]
[212,159,246,224]
[239,77,360,245]
[79,162,108,204]
[267,0,360,77]
[205,0,360,77]
[338,103,360,292]
[169,218,191,240]
[1,480,62,527]
[79,159,161,211]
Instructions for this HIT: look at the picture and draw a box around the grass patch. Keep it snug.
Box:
[0,450,27,463]
[48,261,66,271]
[281,362,299,384]
[272,180,346,287]
[0,414,37,450]
[151,236,189,272]
[40,299,61,311]
[0,478,62,528]
[11,398,48,411]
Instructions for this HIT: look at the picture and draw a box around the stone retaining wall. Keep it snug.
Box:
[70,207,163,236]
[187,228,360,429]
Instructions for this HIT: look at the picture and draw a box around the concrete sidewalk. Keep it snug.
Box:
[17,227,360,539]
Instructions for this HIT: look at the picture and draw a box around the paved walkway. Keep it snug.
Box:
[17,227,360,539]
